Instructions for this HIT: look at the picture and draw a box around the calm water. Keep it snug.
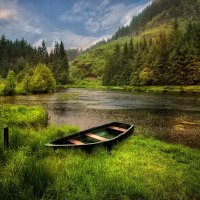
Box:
[1,88,200,147]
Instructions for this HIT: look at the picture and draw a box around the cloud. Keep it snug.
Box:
[0,0,151,50]
[0,0,99,50]
[60,14,82,23]
[0,9,13,20]
[32,29,107,50]
[48,31,106,50]
[0,0,43,35]
[60,0,150,34]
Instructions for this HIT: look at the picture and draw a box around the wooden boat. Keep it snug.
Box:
[45,122,134,149]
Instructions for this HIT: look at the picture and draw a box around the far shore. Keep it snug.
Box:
[1,83,200,96]
[58,82,200,94]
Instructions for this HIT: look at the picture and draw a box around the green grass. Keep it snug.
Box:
[0,105,199,199]
[130,85,200,93]
[61,80,200,93]
[0,105,48,127]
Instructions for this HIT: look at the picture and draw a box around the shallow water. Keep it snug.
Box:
[0,88,200,147]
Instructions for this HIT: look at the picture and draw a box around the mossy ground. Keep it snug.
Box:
[0,105,199,199]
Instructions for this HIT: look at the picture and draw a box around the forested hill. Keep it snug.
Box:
[112,0,200,40]
[72,0,200,86]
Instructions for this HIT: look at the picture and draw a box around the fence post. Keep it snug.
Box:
[4,127,9,150]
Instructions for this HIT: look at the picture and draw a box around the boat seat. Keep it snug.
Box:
[85,133,108,141]
[109,126,127,132]
[68,138,84,145]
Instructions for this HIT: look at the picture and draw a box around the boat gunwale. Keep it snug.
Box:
[45,122,134,148]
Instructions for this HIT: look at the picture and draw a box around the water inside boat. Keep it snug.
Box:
[69,126,124,144]
[52,126,126,145]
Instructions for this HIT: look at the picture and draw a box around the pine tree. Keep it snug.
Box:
[129,38,134,59]
[38,39,48,64]
[118,42,131,85]
[50,41,69,84]
[102,44,121,85]
[54,41,60,56]
[59,41,66,59]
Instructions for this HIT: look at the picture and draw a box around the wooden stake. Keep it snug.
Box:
[4,127,9,150]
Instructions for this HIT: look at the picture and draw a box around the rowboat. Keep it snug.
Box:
[45,122,134,149]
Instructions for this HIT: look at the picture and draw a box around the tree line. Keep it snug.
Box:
[112,0,200,40]
[103,21,200,86]
[0,36,70,94]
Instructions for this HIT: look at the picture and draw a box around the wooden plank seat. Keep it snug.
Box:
[85,133,108,141]
[68,138,84,145]
[109,126,127,132]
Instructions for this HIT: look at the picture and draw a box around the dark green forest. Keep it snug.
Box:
[0,36,69,94]
[103,21,200,86]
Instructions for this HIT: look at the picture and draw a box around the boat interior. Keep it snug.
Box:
[53,124,129,145]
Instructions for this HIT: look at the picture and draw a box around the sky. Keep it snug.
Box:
[0,0,152,50]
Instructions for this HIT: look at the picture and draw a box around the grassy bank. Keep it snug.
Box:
[1,79,200,96]
[0,105,199,199]
[0,106,48,127]
[60,80,200,93]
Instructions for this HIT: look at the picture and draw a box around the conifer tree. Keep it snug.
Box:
[102,44,121,85]
[38,39,48,64]
[129,38,134,59]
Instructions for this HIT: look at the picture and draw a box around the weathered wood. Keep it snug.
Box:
[68,138,84,145]
[109,126,127,132]
[45,122,134,149]
[85,133,108,141]
[4,127,9,149]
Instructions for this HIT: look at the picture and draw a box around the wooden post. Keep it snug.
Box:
[4,127,9,150]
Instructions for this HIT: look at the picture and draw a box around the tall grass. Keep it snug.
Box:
[0,105,199,200]
[0,105,48,127]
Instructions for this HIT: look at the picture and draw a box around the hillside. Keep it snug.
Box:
[71,0,200,86]
[71,24,171,80]
[112,0,200,39]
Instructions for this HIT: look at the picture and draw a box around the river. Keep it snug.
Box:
[0,88,200,147]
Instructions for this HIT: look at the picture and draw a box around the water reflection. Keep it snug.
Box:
[0,88,200,147]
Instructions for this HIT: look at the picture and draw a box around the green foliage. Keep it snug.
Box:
[102,44,121,86]
[50,41,70,84]
[38,39,48,64]
[3,70,16,95]
[139,67,154,85]
[64,81,200,93]
[101,21,200,86]
[0,78,4,95]
[66,48,81,61]
[27,63,56,94]
[0,36,70,91]
[0,105,48,127]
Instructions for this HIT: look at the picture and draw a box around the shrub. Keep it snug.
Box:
[28,63,56,94]
[3,70,16,95]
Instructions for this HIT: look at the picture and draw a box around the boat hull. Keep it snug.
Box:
[45,122,134,150]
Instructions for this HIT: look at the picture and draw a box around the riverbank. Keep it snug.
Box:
[59,80,200,93]
[0,105,199,199]
[1,80,200,96]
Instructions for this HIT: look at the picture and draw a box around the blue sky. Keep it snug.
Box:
[0,0,151,50]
